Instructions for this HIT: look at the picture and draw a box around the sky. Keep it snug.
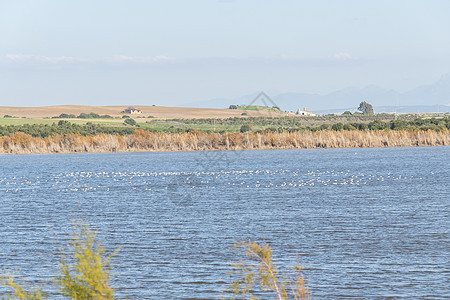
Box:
[1,0,449,107]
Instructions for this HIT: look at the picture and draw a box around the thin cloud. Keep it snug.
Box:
[5,54,87,63]
[2,53,367,69]
[5,54,172,64]
[331,52,355,60]
[103,55,172,64]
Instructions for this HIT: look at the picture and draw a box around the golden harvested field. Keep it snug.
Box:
[0,105,288,120]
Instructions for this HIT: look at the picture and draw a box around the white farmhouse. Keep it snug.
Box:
[296,107,316,116]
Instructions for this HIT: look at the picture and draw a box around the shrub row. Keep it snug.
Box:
[0,121,135,138]
[54,112,114,119]
[1,117,449,138]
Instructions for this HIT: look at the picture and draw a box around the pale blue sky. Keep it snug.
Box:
[1,0,449,106]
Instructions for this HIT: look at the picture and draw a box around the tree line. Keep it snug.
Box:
[0,116,449,139]
[156,115,449,131]
[0,121,135,138]
[54,112,114,119]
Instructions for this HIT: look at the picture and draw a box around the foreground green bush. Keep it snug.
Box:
[54,222,117,299]
[225,240,311,300]
[2,226,310,299]
[1,221,117,299]
[0,275,44,300]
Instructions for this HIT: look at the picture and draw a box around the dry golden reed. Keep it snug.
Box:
[0,129,449,154]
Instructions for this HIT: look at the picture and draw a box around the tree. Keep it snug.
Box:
[357,101,374,116]
[58,113,76,118]
[124,118,137,126]
[390,119,407,130]
[331,123,344,131]
[58,120,69,126]
[229,105,238,110]
[240,124,251,133]
[343,123,356,130]
[342,111,352,116]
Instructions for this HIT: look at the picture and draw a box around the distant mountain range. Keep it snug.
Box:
[183,74,450,114]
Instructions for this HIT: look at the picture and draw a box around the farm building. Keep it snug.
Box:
[122,107,142,114]
[296,107,316,116]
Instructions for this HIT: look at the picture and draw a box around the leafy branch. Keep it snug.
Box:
[225,240,310,300]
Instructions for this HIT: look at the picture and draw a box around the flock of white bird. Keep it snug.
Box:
[0,169,423,194]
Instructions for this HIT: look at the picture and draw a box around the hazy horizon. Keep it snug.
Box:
[1,0,449,107]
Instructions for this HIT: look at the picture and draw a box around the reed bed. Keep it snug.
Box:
[0,129,448,154]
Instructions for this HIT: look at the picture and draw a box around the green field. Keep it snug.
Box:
[236,105,280,112]
[0,118,59,126]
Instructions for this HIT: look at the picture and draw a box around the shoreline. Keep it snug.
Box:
[1,129,449,155]
[0,144,448,156]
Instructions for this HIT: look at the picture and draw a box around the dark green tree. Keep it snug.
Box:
[331,123,344,131]
[358,101,374,115]
[240,124,251,133]
[124,118,137,126]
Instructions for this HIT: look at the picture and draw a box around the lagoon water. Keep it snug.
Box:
[0,147,449,299]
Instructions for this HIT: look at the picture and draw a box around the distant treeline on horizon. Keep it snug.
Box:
[0,115,449,138]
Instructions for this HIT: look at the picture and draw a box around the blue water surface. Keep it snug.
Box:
[0,147,449,299]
